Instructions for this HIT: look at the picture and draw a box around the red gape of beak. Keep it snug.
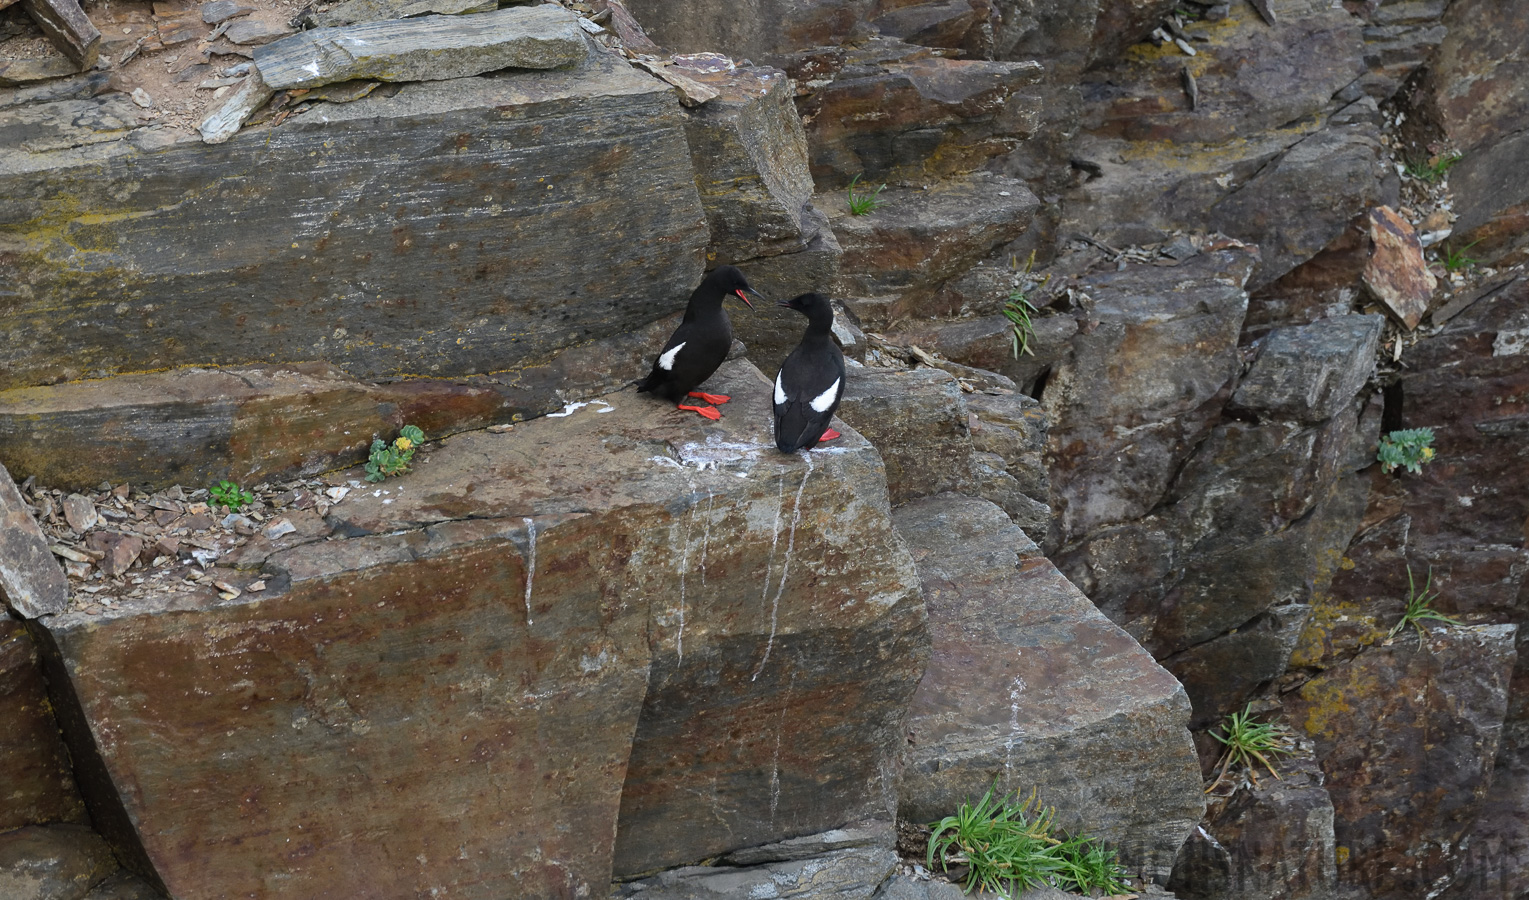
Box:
[735,289,755,310]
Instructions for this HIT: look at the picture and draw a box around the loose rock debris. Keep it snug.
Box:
[9,468,414,615]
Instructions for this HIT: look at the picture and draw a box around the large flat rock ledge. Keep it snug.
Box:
[894,493,1204,884]
[29,360,929,897]
[0,43,707,391]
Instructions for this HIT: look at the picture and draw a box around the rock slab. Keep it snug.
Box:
[0,49,707,391]
[254,5,586,90]
[895,493,1203,884]
[33,361,929,895]
[0,461,69,618]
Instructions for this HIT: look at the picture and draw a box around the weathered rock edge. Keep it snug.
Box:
[30,360,930,896]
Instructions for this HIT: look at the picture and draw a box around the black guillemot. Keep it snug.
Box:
[638,266,763,420]
[773,292,845,453]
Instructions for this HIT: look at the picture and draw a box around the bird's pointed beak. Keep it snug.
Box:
[735,287,760,310]
[775,297,793,309]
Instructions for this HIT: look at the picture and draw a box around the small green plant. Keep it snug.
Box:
[846,174,886,216]
[1377,427,1436,474]
[1442,239,1480,272]
[1403,151,1462,183]
[1002,250,1050,359]
[1003,290,1039,358]
[927,784,1130,897]
[1388,564,1462,640]
[365,425,425,483]
[209,480,255,510]
[1206,704,1293,793]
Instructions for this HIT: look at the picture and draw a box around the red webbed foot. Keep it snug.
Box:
[678,403,723,421]
[818,428,842,443]
[687,391,731,405]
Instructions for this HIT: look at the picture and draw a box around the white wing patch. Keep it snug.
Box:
[658,342,687,371]
[774,371,787,405]
[810,378,840,413]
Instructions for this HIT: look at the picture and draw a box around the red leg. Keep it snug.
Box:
[687,391,731,405]
[817,428,841,443]
[677,403,722,421]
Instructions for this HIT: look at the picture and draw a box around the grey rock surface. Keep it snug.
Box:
[1231,315,1383,425]
[837,366,973,506]
[678,66,814,265]
[0,48,708,391]
[1043,248,1253,541]
[895,493,1203,884]
[0,461,69,618]
[618,848,899,900]
[254,5,586,90]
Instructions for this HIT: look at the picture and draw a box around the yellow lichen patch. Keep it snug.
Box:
[1296,673,1363,740]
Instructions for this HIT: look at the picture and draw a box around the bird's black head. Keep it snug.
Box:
[704,265,764,310]
[778,292,835,330]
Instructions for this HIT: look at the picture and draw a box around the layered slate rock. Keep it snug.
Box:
[0,317,687,492]
[1229,315,1383,424]
[0,461,69,617]
[0,621,88,831]
[609,364,928,874]
[1169,754,1338,900]
[828,173,1040,315]
[1043,247,1253,541]
[0,46,708,391]
[1415,0,1529,266]
[32,360,928,895]
[253,5,586,90]
[797,39,1043,187]
[616,847,898,900]
[1062,2,1383,288]
[836,366,973,507]
[677,65,815,265]
[1285,625,1518,900]
[895,494,1202,884]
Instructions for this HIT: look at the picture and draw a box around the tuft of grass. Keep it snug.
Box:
[1442,239,1480,272]
[927,784,1131,897]
[1388,564,1462,640]
[365,425,425,483]
[1403,151,1462,183]
[1206,704,1293,793]
[1377,427,1436,474]
[209,480,255,511]
[1003,290,1039,358]
[846,174,886,216]
[1002,250,1050,359]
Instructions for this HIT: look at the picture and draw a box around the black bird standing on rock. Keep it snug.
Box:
[773,292,845,453]
[638,266,764,420]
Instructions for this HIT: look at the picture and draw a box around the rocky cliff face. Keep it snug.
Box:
[1,0,1526,897]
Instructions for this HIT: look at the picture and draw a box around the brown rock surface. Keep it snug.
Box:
[1043,247,1253,540]
[679,65,816,265]
[31,360,929,894]
[1285,625,1518,899]
[1169,753,1338,900]
[1363,206,1436,329]
[0,621,89,831]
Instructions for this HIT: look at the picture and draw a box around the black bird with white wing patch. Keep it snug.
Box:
[637,266,762,420]
[773,292,845,453]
